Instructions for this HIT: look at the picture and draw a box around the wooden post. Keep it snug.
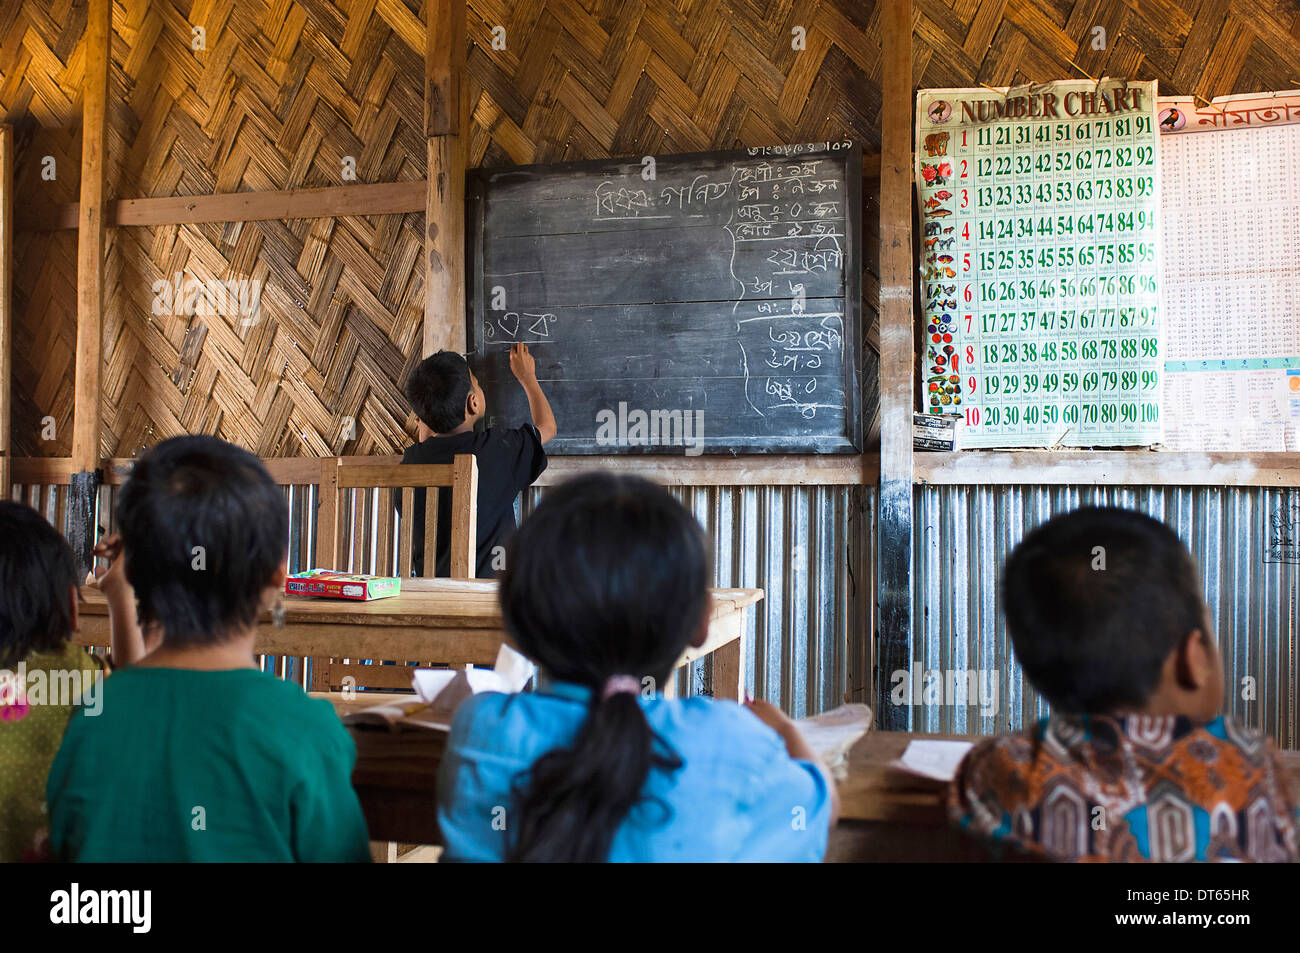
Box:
[70,0,110,574]
[0,125,12,498]
[315,457,340,571]
[73,0,109,471]
[876,0,915,731]
[450,453,477,578]
[424,0,467,357]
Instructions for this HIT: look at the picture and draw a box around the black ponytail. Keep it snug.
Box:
[500,474,710,863]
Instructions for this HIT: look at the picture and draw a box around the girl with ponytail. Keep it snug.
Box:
[436,473,838,862]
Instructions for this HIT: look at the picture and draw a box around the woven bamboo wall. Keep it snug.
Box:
[4,0,1300,458]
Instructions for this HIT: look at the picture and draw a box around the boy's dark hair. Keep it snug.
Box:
[501,473,711,862]
[116,435,288,647]
[1002,506,1207,715]
[404,351,472,433]
[0,501,80,668]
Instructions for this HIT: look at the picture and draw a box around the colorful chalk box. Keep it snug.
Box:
[915,80,1162,448]
[285,570,401,601]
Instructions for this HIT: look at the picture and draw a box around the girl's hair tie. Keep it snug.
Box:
[601,675,641,700]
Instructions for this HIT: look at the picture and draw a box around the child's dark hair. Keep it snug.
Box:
[404,351,472,433]
[116,435,288,647]
[0,501,80,668]
[500,473,711,862]
[1002,506,1208,714]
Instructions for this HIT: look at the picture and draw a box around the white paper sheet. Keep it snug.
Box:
[891,739,974,782]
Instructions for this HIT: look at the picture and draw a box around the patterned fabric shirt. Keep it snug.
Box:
[948,714,1300,862]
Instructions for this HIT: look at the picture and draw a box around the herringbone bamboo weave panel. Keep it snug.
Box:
[3,0,1299,456]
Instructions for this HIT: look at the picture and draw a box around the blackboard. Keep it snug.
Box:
[467,142,863,454]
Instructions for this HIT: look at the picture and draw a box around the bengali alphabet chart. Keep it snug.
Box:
[915,80,1163,448]
[1157,93,1300,451]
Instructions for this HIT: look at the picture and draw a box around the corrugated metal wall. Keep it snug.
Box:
[22,474,1300,745]
[522,484,875,718]
[911,485,1300,748]
[13,477,874,713]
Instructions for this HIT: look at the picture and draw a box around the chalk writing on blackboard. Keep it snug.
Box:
[468,143,862,453]
[725,157,847,420]
[483,311,558,343]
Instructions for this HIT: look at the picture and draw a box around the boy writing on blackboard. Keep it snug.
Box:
[401,343,556,578]
[948,507,1299,862]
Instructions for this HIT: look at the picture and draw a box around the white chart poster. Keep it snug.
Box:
[915,80,1163,448]
[1158,92,1300,451]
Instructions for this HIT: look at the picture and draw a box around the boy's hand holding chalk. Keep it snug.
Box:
[509,341,537,383]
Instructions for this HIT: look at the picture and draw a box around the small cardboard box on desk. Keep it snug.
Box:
[286,569,401,601]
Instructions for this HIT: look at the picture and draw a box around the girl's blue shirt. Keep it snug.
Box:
[436,682,833,862]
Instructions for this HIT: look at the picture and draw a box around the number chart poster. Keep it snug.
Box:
[1157,92,1300,452]
[915,80,1163,448]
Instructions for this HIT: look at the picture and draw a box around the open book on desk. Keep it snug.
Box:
[342,643,537,731]
[795,704,873,780]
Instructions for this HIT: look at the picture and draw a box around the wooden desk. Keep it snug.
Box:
[337,720,1300,860]
[74,582,763,699]
[828,731,986,861]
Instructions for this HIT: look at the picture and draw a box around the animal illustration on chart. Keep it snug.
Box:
[923,131,949,156]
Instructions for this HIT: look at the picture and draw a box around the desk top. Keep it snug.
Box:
[338,709,1300,848]
[836,730,1300,825]
[77,582,764,630]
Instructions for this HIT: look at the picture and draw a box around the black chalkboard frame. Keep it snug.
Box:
[465,142,864,455]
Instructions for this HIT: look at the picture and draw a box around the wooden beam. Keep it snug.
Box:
[424,0,465,136]
[0,125,11,497]
[915,451,1300,487]
[424,0,467,356]
[72,0,110,473]
[538,454,881,486]
[16,179,427,231]
[11,453,884,489]
[876,0,915,732]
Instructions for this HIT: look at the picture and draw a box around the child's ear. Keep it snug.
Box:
[269,561,288,590]
[1177,629,1216,690]
[68,585,80,632]
[466,389,483,418]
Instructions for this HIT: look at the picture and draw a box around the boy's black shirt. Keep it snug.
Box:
[399,424,547,578]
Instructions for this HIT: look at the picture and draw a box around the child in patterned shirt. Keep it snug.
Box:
[950,506,1298,862]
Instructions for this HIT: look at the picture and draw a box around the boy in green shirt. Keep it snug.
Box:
[47,436,370,862]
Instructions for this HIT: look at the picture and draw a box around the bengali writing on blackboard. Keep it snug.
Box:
[470,143,860,453]
[582,148,851,420]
